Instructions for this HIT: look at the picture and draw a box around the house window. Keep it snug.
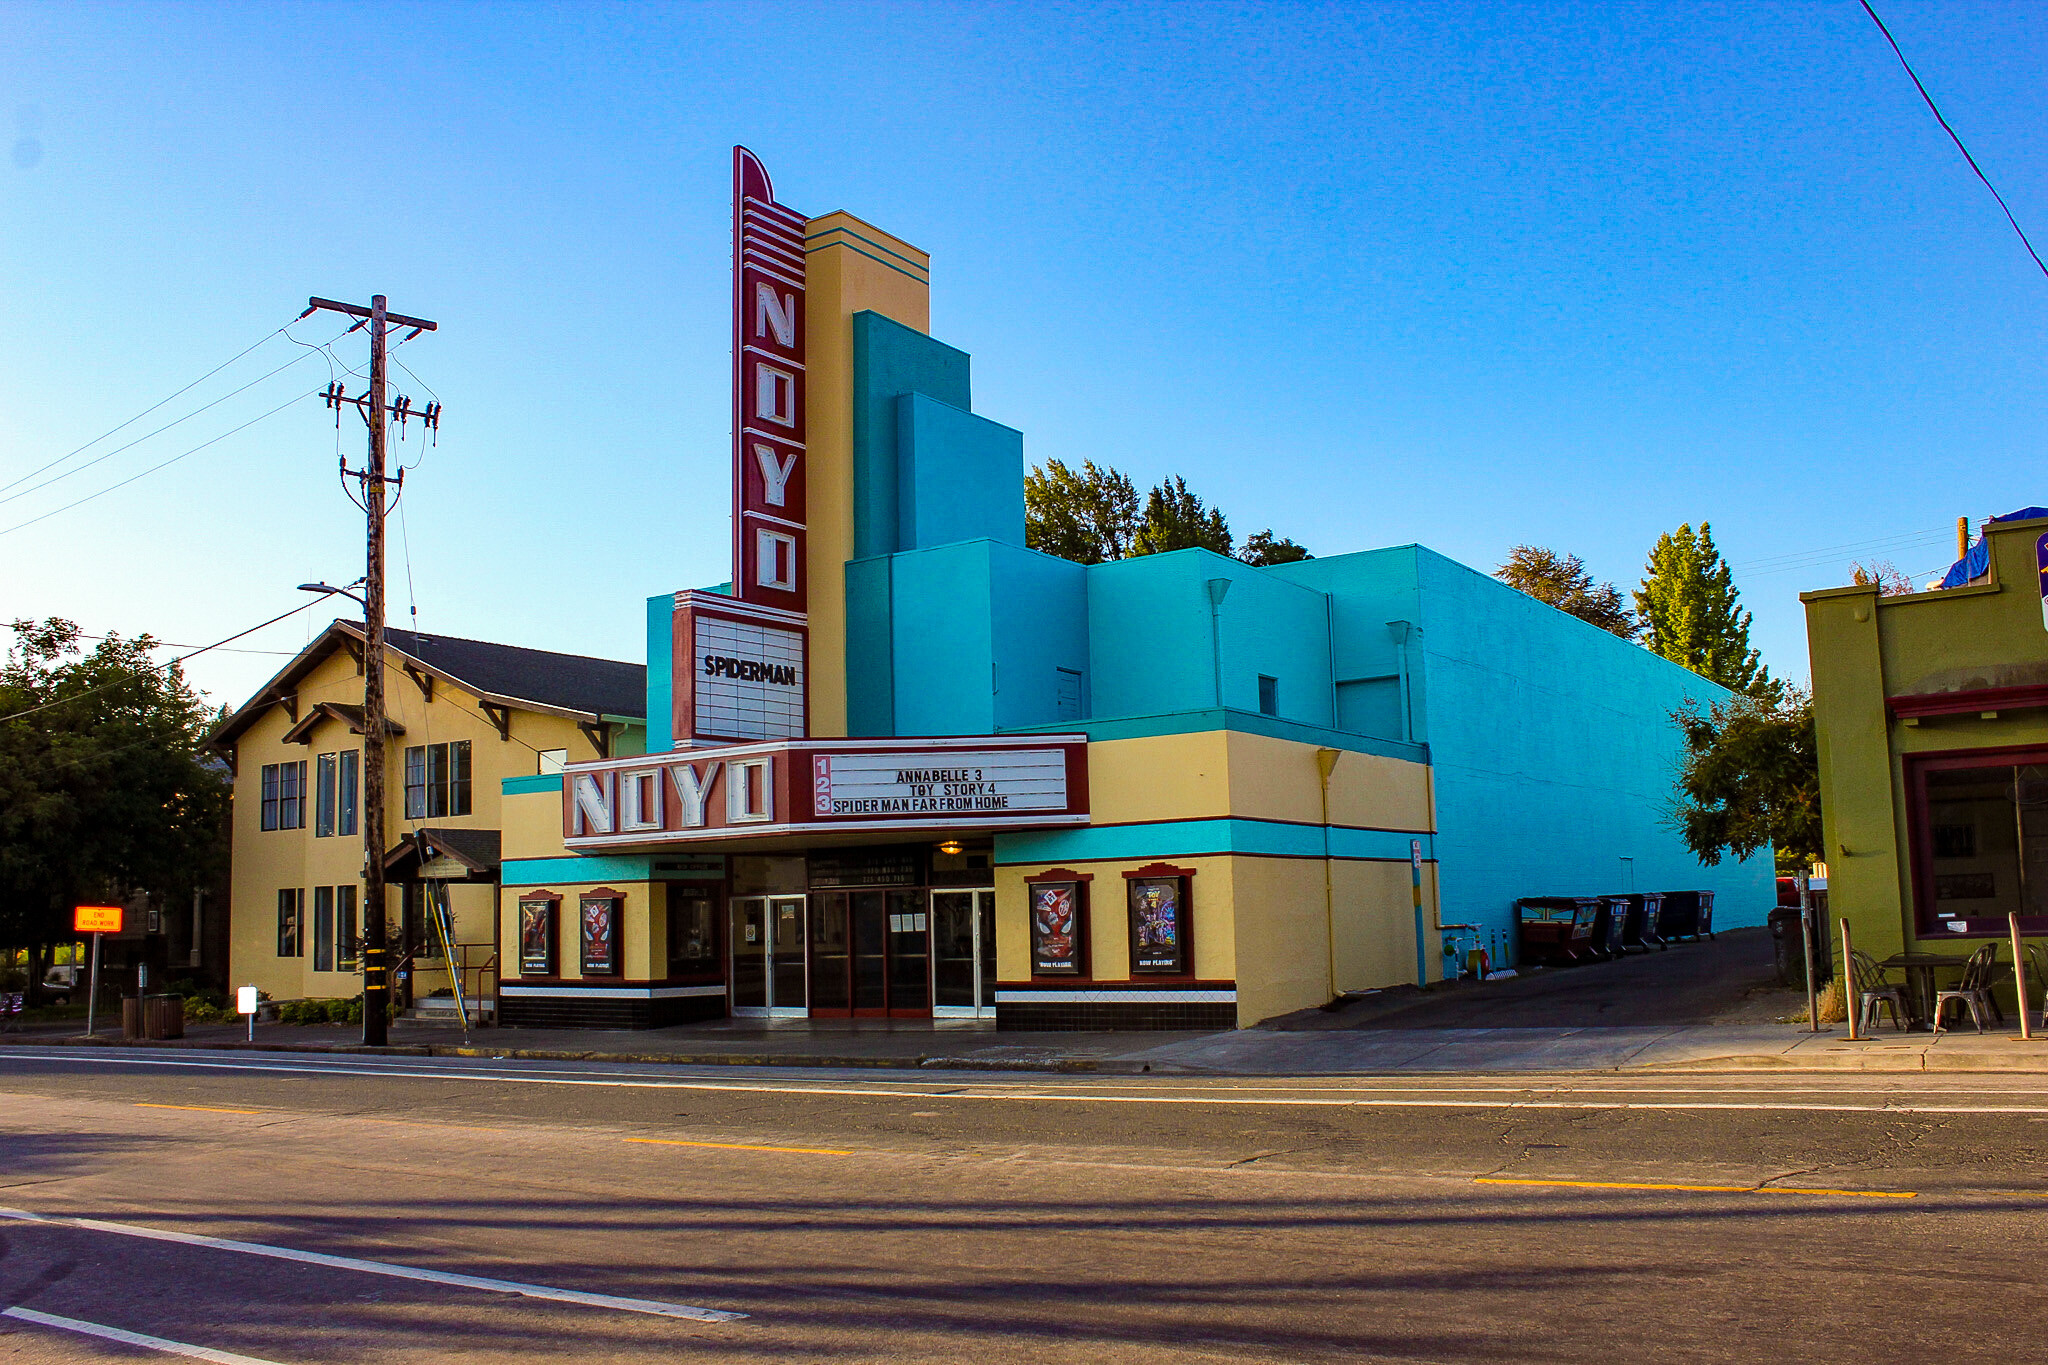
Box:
[337,750,359,836]
[404,740,473,819]
[337,885,359,971]
[261,761,307,831]
[312,887,335,971]
[315,753,337,837]
[1257,675,1279,717]
[276,888,303,957]
[1909,750,2048,935]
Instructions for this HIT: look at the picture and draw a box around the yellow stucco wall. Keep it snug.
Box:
[225,641,614,1002]
[1805,515,2048,966]
[802,210,931,739]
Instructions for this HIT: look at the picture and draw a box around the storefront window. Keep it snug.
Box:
[667,887,717,976]
[1126,868,1192,975]
[1912,751,2048,935]
[518,895,559,976]
[580,891,621,975]
[1029,877,1086,976]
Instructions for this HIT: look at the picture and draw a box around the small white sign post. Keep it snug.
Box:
[237,985,258,1043]
[73,905,122,1038]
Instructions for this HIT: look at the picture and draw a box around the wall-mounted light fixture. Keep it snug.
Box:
[936,839,964,856]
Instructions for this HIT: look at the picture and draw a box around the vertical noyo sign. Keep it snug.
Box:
[733,147,808,617]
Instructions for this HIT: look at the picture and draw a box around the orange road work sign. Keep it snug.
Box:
[73,905,123,934]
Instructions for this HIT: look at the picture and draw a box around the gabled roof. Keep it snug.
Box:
[207,619,645,752]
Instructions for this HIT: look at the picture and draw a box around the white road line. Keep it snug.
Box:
[1,1306,290,1364]
[7,1049,2048,1115]
[0,1208,745,1324]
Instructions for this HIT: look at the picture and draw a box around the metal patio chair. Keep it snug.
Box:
[2024,943,2048,1031]
[1932,944,2001,1035]
[1851,950,1907,1034]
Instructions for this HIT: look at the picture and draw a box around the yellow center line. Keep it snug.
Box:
[1475,1176,1915,1199]
[625,1136,853,1156]
[134,1102,263,1116]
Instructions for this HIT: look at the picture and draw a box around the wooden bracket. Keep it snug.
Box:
[480,701,513,741]
[578,720,612,759]
[403,663,434,701]
[338,636,364,675]
[279,691,298,723]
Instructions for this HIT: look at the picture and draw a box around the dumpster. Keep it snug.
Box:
[1621,893,1666,951]
[1516,898,1599,966]
[1696,890,1716,939]
[1589,896,1629,959]
[1659,890,1706,941]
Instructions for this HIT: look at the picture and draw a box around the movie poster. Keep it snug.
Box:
[1128,877,1186,973]
[580,896,618,975]
[518,899,555,975]
[1030,881,1081,975]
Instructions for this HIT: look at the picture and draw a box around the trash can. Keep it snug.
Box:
[1590,896,1629,959]
[1768,907,1805,986]
[1621,893,1665,951]
[142,994,184,1040]
[1516,898,1598,966]
[121,996,142,1039]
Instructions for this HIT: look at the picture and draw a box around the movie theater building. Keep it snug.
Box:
[493,149,1771,1032]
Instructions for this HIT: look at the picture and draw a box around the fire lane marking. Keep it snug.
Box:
[1,1306,290,1364]
[625,1137,853,1156]
[0,1206,746,1324]
[1475,1176,1917,1199]
[136,1103,264,1116]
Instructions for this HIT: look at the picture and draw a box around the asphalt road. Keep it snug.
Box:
[3,1048,2046,1363]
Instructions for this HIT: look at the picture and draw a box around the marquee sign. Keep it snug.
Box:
[563,736,1089,847]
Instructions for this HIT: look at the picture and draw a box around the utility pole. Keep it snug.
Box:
[303,294,439,1047]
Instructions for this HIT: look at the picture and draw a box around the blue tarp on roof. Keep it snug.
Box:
[1939,507,2048,589]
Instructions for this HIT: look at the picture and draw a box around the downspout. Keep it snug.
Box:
[1206,579,1232,709]
[1317,748,1342,1000]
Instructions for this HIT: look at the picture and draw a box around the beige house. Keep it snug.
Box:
[208,622,645,1010]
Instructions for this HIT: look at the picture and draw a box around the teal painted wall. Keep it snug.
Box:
[1265,547,1423,742]
[1409,548,1775,955]
[644,593,673,752]
[889,540,997,735]
[898,393,1025,551]
[990,543,1089,730]
[851,311,971,560]
[845,554,895,736]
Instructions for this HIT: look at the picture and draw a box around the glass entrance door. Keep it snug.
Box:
[730,894,807,1016]
[932,889,996,1019]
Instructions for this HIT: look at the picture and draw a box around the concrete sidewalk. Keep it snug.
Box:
[8,1013,2048,1073]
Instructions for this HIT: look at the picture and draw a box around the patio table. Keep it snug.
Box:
[1878,952,1968,1031]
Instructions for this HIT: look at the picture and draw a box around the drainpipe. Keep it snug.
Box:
[1206,578,1232,709]
[1317,748,1342,1000]
[1386,620,1415,743]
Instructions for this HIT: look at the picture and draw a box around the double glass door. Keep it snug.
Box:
[808,890,931,1017]
[932,890,996,1019]
[729,895,806,1017]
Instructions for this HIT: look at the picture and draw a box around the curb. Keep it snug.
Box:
[0,1032,1118,1074]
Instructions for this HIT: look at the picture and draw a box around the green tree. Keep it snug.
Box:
[1495,545,1636,638]
[1132,476,1232,557]
[1635,522,1773,698]
[1024,459,1139,564]
[1669,688,1820,869]
[0,619,230,1001]
[1238,530,1312,566]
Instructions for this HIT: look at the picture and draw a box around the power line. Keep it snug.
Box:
[0,320,293,496]
[1732,526,1950,573]
[0,337,340,508]
[0,598,321,725]
[1858,0,2048,282]
[0,390,317,538]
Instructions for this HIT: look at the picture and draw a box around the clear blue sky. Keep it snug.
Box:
[3,1,2043,710]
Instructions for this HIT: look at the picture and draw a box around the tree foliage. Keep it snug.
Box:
[1238,530,1312,566]
[0,619,230,990]
[1495,545,1636,637]
[1850,559,1915,596]
[1133,476,1232,557]
[1023,459,1140,565]
[1635,522,1773,699]
[1669,688,1820,868]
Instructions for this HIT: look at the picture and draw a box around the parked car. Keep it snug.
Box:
[41,965,82,1004]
